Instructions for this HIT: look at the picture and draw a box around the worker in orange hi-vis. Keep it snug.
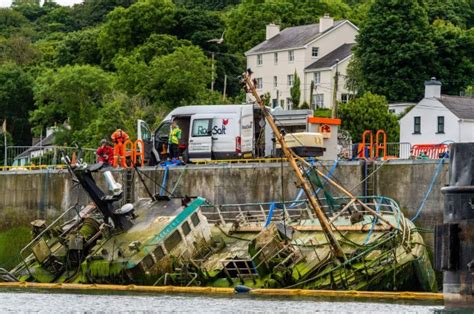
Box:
[111,129,130,167]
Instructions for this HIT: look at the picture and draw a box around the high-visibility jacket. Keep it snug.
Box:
[111,129,129,144]
[169,127,182,145]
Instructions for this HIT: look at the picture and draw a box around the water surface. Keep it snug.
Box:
[0,290,445,313]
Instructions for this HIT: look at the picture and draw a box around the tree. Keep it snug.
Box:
[55,27,101,66]
[0,36,39,66]
[81,92,154,147]
[0,8,34,38]
[71,0,137,29]
[98,0,176,66]
[113,34,192,95]
[145,45,211,107]
[431,20,474,95]
[172,8,243,97]
[30,65,114,145]
[425,0,474,28]
[338,92,399,143]
[0,63,34,145]
[290,70,300,107]
[36,6,78,34]
[174,0,241,10]
[353,0,435,102]
[225,0,351,53]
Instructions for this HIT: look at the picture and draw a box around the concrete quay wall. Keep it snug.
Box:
[0,160,447,242]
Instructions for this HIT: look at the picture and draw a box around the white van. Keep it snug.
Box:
[138,105,257,164]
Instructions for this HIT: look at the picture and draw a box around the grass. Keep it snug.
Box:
[0,226,31,270]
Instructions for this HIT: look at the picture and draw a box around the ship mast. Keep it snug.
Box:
[242,70,346,260]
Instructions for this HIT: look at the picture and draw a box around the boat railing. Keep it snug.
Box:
[13,204,83,277]
[200,196,401,227]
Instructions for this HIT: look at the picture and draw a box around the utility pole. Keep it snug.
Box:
[332,59,340,118]
[211,52,215,92]
[222,74,227,101]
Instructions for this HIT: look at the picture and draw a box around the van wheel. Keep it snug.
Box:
[182,149,189,164]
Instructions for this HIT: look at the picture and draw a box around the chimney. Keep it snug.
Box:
[424,77,442,98]
[319,13,334,33]
[266,23,280,40]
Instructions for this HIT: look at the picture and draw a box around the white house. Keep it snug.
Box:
[400,78,474,145]
[245,14,358,110]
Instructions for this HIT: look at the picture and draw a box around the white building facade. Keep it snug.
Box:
[400,79,474,145]
[245,15,358,110]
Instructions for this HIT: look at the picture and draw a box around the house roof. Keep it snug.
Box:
[437,95,474,120]
[305,43,354,70]
[245,20,345,55]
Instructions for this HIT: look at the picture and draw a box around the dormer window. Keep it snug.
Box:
[312,47,319,58]
[257,54,263,65]
[288,50,294,62]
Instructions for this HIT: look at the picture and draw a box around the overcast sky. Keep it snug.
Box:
[0,0,83,7]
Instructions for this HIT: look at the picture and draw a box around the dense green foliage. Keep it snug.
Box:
[290,70,301,107]
[0,0,471,148]
[350,0,474,101]
[0,63,34,145]
[338,92,399,143]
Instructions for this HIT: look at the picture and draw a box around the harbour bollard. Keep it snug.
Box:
[435,143,474,309]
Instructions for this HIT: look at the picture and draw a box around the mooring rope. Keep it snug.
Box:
[410,157,446,222]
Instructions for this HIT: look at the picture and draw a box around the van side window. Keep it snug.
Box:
[156,122,170,139]
[192,119,212,137]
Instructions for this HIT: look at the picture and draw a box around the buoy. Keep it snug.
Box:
[234,285,252,294]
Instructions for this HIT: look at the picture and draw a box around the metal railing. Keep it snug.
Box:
[200,196,401,227]
[3,146,96,167]
[352,142,412,160]
[13,204,83,277]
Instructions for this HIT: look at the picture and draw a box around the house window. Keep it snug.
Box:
[312,94,324,109]
[256,77,263,89]
[274,52,278,64]
[257,54,263,65]
[273,76,277,88]
[413,116,421,134]
[437,116,445,133]
[286,98,293,110]
[313,72,321,85]
[312,47,319,58]
[287,74,294,87]
[288,50,294,62]
[272,99,278,108]
[340,93,352,104]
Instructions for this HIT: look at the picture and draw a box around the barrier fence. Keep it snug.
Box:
[0,141,450,169]
[1,146,96,168]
